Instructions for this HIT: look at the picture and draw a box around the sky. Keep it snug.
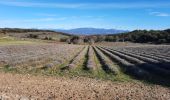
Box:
[0,0,170,30]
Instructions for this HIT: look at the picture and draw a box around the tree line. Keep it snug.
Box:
[105,29,170,44]
[1,28,170,44]
[65,29,170,44]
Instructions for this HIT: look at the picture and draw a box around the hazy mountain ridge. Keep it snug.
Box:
[55,28,129,35]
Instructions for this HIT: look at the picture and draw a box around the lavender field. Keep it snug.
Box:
[0,43,170,99]
[0,43,169,86]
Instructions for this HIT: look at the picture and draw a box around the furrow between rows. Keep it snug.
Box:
[67,46,88,69]
[86,46,96,70]
[93,46,119,75]
[103,47,170,77]
[97,46,149,78]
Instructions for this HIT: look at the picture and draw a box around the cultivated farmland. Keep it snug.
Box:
[0,43,170,99]
[0,44,170,83]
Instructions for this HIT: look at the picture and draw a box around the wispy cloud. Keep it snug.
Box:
[0,1,170,9]
[0,17,67,23]
[150,12,170,17]
[0,15,104,24]
[0,1,84,8]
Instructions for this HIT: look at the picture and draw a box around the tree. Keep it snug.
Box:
[70,36,84,44]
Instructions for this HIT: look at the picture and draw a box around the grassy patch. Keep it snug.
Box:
[0,60,133,84]
[0,36,46,45]
[0,65,19,73]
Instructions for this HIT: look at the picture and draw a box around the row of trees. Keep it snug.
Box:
[105,29,170,44]
[65,29,170,44]
[62,35,106,44]
[27,34,53,40]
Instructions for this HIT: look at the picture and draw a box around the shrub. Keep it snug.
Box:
[44,36,48,40]
[60,38,68,42]
[28,34,38,39]
[49,37,52,40]
[44,36,53,40]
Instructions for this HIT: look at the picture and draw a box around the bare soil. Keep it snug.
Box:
[0,72,169,100]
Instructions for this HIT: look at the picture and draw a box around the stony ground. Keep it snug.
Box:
[0,72,170,100]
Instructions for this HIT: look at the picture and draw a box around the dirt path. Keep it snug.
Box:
[0,72,169,100]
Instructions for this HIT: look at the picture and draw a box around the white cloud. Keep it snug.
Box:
[0,1,84,8]
[0,17,67,23]
[150,12,170,17]
[0,1,170,9]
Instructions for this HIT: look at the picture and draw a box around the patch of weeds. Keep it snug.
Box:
[0,60,133,84]
[2,65,18,73]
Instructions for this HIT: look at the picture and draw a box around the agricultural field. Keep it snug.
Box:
[0,28,71,41]
[0,42,170,99]
[7,31,70,41]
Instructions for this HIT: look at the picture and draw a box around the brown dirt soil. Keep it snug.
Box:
[0,72,170,100]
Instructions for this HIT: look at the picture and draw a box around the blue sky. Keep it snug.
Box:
[0,0,170,30]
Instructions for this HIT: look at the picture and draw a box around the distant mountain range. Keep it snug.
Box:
[54,28,129,35]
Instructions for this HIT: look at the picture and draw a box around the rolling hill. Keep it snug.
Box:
[55,28,128,35]
[0,28,73,41]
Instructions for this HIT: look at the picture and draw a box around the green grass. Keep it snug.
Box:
[0,49,133,83]
[0,64,133,83]
[0,36,46,45]
[0,41,133,83]
[2,63,170,87]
